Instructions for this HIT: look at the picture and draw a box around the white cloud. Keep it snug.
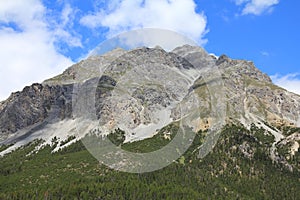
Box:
[234,0,279,15]
[271,73,300,95]
[80,0,208,45]
[0,0,81,101]
[90,28,198,55]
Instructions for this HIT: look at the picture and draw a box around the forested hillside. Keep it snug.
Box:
[1,124,299,199]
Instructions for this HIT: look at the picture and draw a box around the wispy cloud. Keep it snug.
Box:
[271,73,300,95]
[53,3,82,49]
[80,0,208,45]
[0,0,81,100]
[260,51,270,57]
[234,0,280,15]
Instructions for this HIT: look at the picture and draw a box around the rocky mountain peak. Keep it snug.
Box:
[0,45,299,170]
[216,54,272,84]
[216,54,230,65]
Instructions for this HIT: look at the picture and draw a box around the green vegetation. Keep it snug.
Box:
[281,126,300,137]
[250,123,275,145]
[60,135,76,146]
[0,143,13,152]
[0,125,299,199]
[108,128,126,146]
[277,142,292,158]
[277,140,300,169]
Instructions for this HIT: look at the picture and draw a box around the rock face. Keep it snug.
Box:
[0,45,299,170]
[0,84,73,141]
[74,47,204,142]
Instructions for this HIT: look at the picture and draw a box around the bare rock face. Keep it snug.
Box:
[88,47,203,141]
[0,83,73,141]
[172,45,300,127]
[172,45,215,70]
[217,56,300,128]
[43,48,126,86]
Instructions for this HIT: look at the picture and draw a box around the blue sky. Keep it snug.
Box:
[0,0,299,100]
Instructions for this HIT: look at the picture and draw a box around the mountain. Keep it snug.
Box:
[0,45,300,198]
[1,45,299,159]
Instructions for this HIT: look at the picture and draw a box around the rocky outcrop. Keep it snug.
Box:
[0,83,73,141]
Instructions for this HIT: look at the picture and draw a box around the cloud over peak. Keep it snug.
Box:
[80,0,208,45]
